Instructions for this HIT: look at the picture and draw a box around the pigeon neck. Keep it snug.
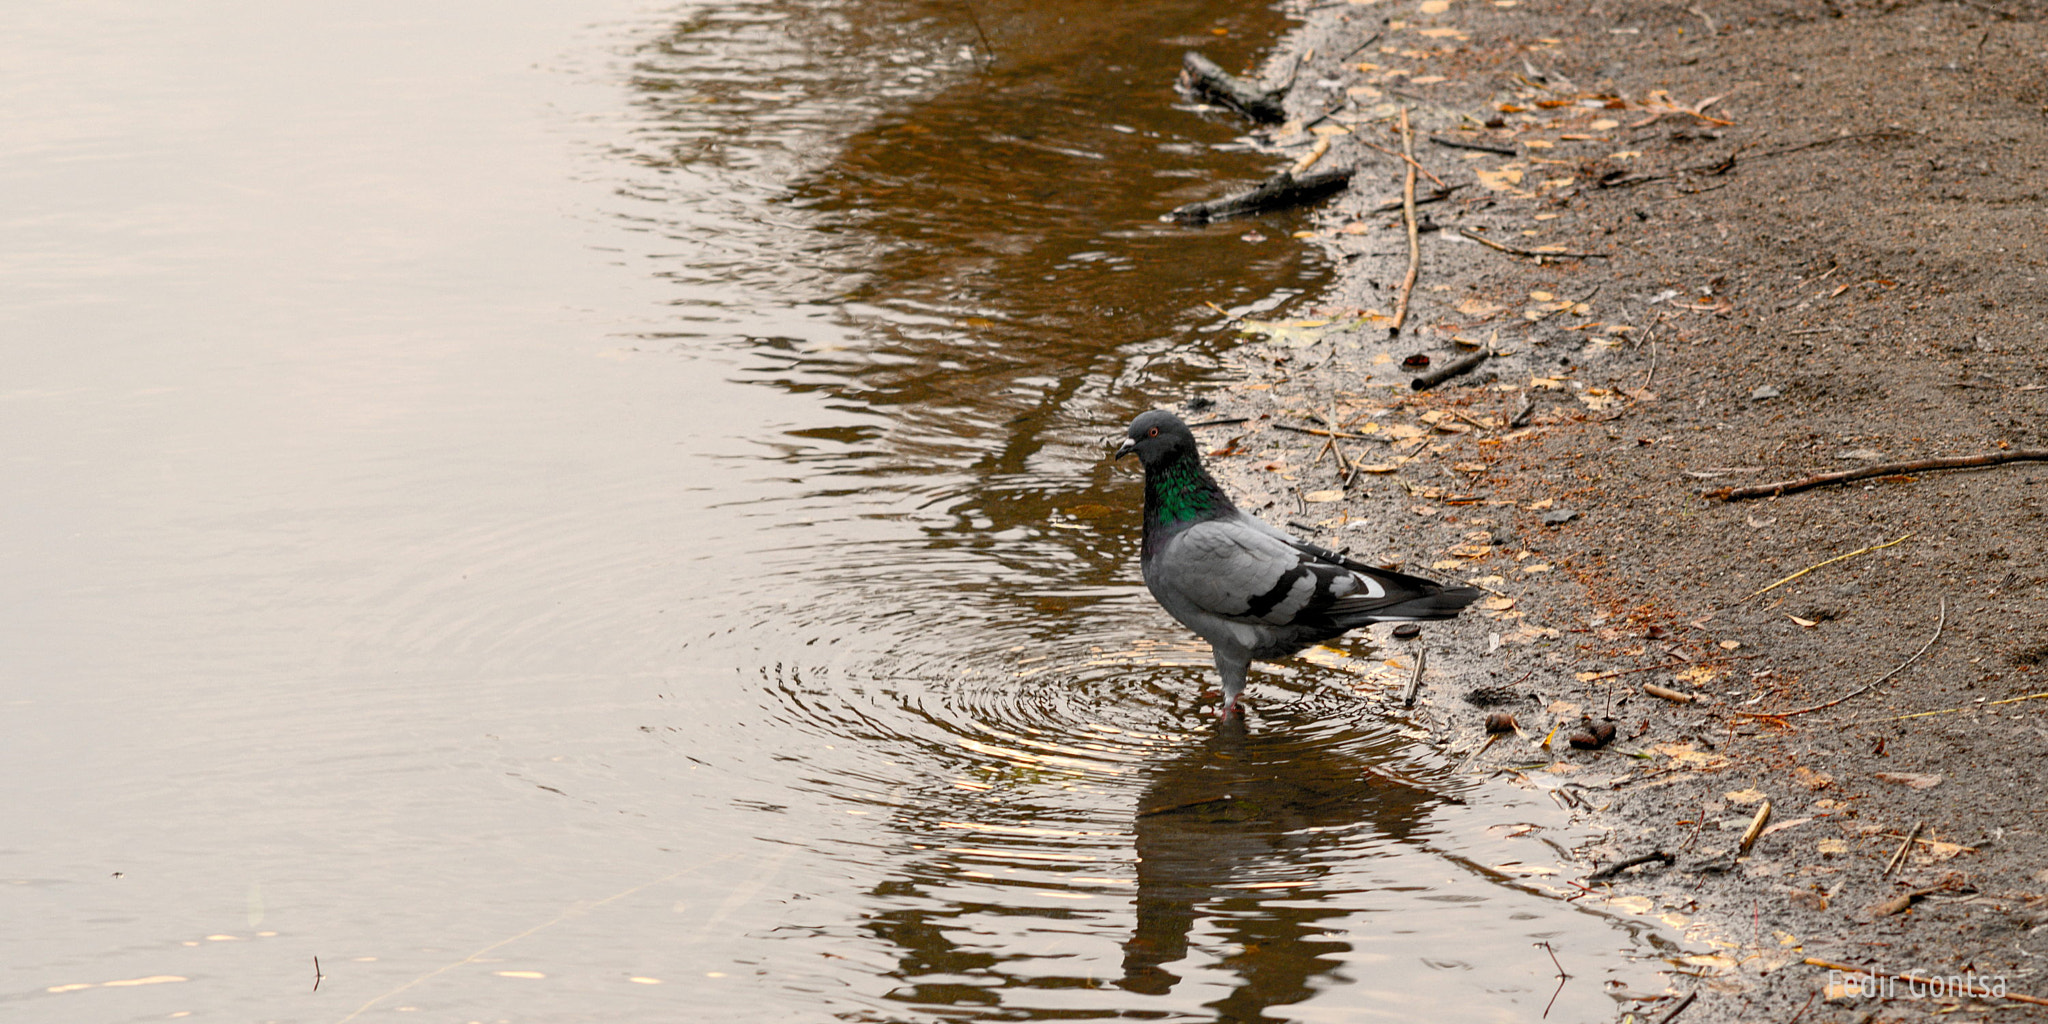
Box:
[1144,450,1228,528]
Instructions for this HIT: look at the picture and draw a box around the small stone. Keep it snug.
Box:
[1751,384,1781,400]
[1484,712,1519,733]
[1392,623,1422,640]
[1541,509,1580,526]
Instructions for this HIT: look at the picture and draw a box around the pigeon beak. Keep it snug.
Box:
[1113,438,1137,460]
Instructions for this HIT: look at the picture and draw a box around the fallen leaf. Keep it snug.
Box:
[1456,297,1504,317]
[1723,788,1768,806]
[1675,664,1723,687]
[1479,596,1516,611]
[1065,504,1115,520]
[1647,742,1729,769]
[1475,165,1526,191]
[1817,839,1848,855]
[1718,640,1741,650]
[1788,615,1818,628]
[1353,463,1401,473]
[1793,767,1834,791]
[1452,462,1488,473]
[1874,772,1942,790]
[1918,840,1971,862]
[1303,489,1345,503]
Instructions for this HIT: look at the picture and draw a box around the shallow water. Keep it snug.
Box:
[1,0,1673,1020]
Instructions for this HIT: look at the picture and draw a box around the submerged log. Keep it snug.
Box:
[1169,166,1354,224]
[1180,51,1288,123]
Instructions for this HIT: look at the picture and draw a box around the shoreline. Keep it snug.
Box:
[1179,0,2048,1018]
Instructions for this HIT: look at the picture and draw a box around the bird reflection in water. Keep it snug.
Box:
[1120,714,1443,1019]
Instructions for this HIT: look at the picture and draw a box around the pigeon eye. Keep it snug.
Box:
[1147,427,1159,438]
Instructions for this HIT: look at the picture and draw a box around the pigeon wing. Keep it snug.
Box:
[1152,518,1385,628]
[1160,515,1480,628]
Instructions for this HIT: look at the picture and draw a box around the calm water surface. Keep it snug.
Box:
[1,0,1675,1020]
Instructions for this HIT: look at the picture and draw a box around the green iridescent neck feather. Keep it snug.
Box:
[1145,453,1226,525]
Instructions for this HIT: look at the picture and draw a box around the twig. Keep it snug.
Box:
[1733,597,1943,718]
[1355,136,1447,189]
[1456,228,1609,260]
[1576,655,1762,683]
[1139,793,1235,816]
[1367,183,1465,213]
[1411,350,1490,391]
[1537,940,1571,1019]
[1325,404,1357,484]
[1186,417,1250,428]
[1884,819,1925,875]
[1274,422,1375,440]
[1711,449,2048,501]
[1456,731,1503,772]
[1876,885,1939,916]
[960,0,997,69]
[1651,989,1698,1024]
[1402,646,1427,707]
[1587,849,1674,881]
[1291,135,1332,174]
[1338,30,1385,62]
[1749,129,1912,161]
[1391,108,1421,336]
[1511,395,1536,427]
[1802,958,2048,1008]
[1430,134,1517,156]
[1644,683,1697,704]
[1303,96,1350,130]
[1745,534,1912,598]
[1784,989,1819,1024]
[1737,799,1771,856]
[1846,689,2048,725]
[314,956,324,993]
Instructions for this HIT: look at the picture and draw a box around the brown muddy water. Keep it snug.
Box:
[3,0,1674,1020]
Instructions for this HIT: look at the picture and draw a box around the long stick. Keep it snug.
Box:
[1456,227,1609,260]
[1355,136,1447,189]
[1883,819,1924,875]
[1746,534,1912,598]
[1711,449,2048,501]
[1410,350,1490,391]
[1732,597,1943,719]
[1391,108,1420,336]
[1401,646,1427,706]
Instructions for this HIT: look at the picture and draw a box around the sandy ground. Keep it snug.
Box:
[1174,0,2048,1018]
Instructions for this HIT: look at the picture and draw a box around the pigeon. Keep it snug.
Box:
[1114,409,1481,716]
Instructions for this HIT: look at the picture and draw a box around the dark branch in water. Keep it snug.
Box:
[1169,167,1354,224]
[1180,51,1289,123]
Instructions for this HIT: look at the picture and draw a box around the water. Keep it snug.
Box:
[1,0,1675,1020]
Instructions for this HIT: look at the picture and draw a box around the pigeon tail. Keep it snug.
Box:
[1343,583,1485,624]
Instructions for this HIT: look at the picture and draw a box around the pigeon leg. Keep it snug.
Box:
[1212,646,1251,718]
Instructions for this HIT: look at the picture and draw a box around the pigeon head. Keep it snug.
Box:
[1114,410,1199,470]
